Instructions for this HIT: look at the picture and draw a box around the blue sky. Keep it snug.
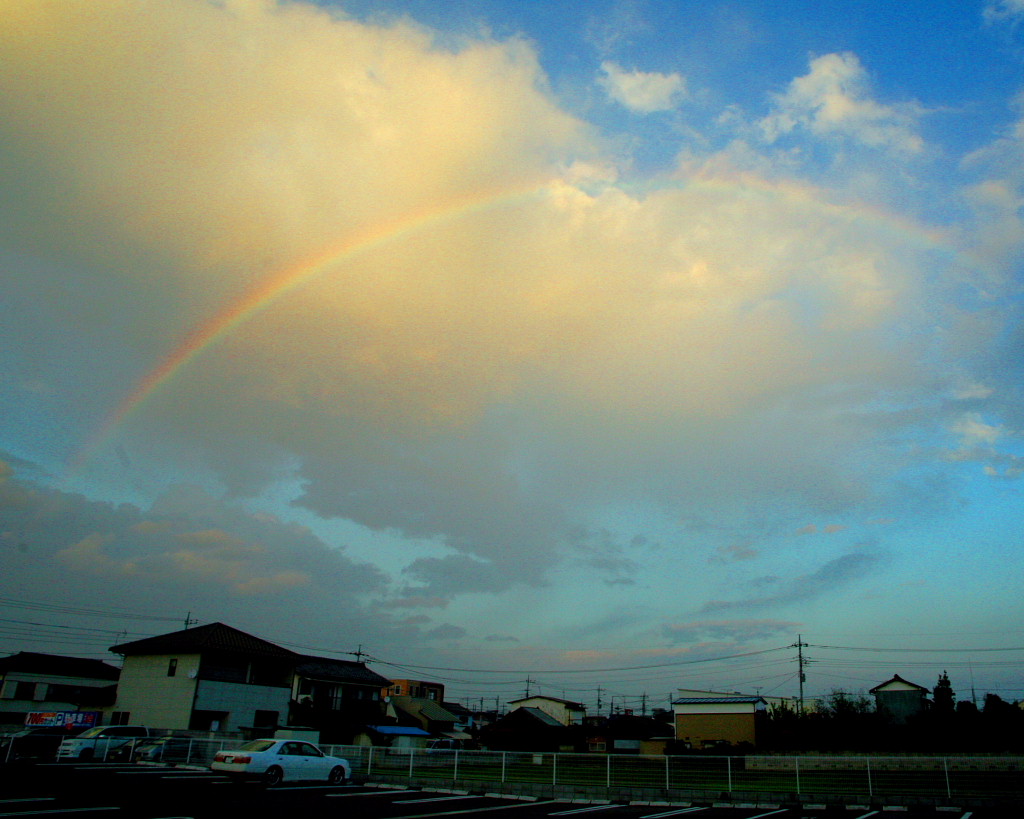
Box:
[2,0,1024,712]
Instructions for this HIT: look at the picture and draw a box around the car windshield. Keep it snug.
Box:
[237,739,276,752]
[76,727,106,738]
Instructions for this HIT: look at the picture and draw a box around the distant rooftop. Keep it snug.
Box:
[0,651,121,681]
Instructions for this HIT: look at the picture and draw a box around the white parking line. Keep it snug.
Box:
[0,802,55,806]
[397,796,478,805]
[641,807,707,818]
[548,807,620,816]
[0,809,120,817]
[747,810,787,819]
[853,813,878,819]
[387,799,559,819]
[326,789,417,797]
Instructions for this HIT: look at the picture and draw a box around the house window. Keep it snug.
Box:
[14,681,36,700]
[110,711,131,725]
[253,710,278,728]
[167,658,178,677]
[328,687,343,710]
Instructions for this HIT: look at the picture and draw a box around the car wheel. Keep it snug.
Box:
[78,747,95,761]
[328,766,347,785]
[261,766,284,787]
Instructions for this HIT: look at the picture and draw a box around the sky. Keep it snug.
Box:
[2,0,1024,714]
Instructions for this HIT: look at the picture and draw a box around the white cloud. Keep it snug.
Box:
[984,0,1024,23]
[760,52,924,154]
[599,61,686,113]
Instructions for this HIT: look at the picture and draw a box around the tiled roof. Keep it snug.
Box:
[0,651,121,681]
[109,622,299,659]
[294,656,391,686]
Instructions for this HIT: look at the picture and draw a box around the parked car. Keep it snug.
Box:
[55,725,151,761]
[210,739,350,786]
[1,726,85,762]
[118,735,195,764]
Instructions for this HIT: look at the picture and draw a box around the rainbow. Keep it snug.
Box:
[72,169,965,470]
[71,178,554,469]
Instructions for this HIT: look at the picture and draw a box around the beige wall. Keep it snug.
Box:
[114,654,199,729]
[674,712,756,748]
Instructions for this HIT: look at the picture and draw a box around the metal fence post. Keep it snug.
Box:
[502,751,507,783]
[553,752,557,786]
[607,753,611,787]
[367,745,374,776]
[186,738,193,764]
[727,756,732,794]
[795,757,800,796]
[665,754,670,791]
[866,757,872,798]
[943,758,951,800]
[453,749,459,782]
[409,747,415,779]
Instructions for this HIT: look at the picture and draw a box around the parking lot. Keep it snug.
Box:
[0,762,1017,819]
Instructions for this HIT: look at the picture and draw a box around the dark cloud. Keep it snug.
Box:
[700,552,882,613]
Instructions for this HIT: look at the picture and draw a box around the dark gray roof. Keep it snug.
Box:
[294,655,391,687]
[673,696,766,705]
[509,695,586,710]
[869,674,929,693]
[0,651,121,681]
[518,707,565,727]
[109,622,299,660]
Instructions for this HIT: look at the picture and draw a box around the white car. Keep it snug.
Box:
[211,739,350,786]
[56,725,151,761]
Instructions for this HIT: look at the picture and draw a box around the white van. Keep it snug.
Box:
[56,725,151,761]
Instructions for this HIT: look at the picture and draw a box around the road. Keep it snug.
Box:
[0,763,1016,819]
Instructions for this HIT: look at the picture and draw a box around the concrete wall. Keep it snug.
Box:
[193,678,292,733]
[114,654,199,729]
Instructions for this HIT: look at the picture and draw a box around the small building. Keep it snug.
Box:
[672,690,766,750]
[384,678,445,702]
[508,695,586,726]
[870,674,929,725]
[0,652,120,729]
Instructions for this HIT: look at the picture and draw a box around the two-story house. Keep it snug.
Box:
[110,622,298,733]
[0,652,120,729]
[507,695,586,726]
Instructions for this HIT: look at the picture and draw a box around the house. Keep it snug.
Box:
[109,622,298,733]
[385,695,466,742]
[0,652,120,729]
[290,655,390,743]
[583,713,674,754]
[672,689,766,749]
[508,695,586,726]
[384,678,445,702]
[480,706,578,752]
[870,674,929,725]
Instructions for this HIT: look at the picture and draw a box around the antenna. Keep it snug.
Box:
[183,611,198,629]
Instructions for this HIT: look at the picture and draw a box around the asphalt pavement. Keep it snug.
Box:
[0,762,1015,819]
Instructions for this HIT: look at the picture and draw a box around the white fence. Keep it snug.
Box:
[3,733,1022,803]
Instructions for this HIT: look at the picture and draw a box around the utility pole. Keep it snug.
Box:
[524,676,535,698]
[595,686,603,716]
[183,611,197,629]
[795,635,808,715]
